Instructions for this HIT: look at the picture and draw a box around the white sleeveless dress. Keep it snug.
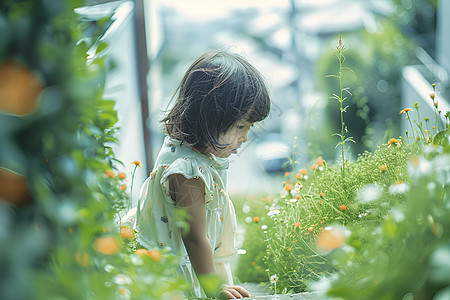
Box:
[136,136,238,297]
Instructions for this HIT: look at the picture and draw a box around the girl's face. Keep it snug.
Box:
[210,120,253,158]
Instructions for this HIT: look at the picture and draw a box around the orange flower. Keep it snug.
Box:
[120,184,127,190]
[75,252,89,267]
[147,250,162,261]
[120,226,134,239]
[295,173,303,180]
[340,205,347,211]
[317,228,345,251]
[311,163,318,171]
[253,216,260,223]
[387,138,400,146]
[284,172,290,177]
[380,164,387,172]
[429,92,435,100]
[295,195,300,200]
[294,222,301,227]
[118,172,126,179]
[0,59,44,116]
[135,249,149,256]
[282,181,286,185]
[399,108,413,114]
[299,169,307,175]
[94,236,121,255]
[284,184,294,192]
[316,157,325,166]
[135,249,162,261]
[287,248,291,252]
[308,227,314,232]
[132,160,142,168]
[105,170,116,178]
[319,192,324,197]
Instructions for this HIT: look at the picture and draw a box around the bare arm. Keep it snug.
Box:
[169,174,216,275]
[169,174,251,299]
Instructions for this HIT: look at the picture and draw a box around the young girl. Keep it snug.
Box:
[136,49,271,299]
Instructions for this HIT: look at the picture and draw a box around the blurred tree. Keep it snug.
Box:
[390,0,437,57]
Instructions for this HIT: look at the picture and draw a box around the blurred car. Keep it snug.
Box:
[254,133,291,174]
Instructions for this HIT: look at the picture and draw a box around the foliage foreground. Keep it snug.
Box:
[0,1,185,299]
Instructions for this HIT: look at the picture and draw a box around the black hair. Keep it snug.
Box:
[162,49,271,151]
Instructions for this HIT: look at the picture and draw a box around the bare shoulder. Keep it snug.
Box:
[168,174,205,206]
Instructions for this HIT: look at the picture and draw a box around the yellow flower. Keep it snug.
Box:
[132,160,142,168]
[399,108,413,114]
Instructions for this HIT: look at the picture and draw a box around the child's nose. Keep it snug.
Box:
[240,131,249,143]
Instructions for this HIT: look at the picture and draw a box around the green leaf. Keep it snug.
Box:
[95,41,109,55]
[433,128,449,146]
[97,99,116,111]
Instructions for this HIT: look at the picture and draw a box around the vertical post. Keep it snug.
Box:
[133,0,153,174]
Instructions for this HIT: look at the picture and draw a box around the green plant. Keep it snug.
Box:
[262,39,450,294]
[263,146,412,293]
[314,22,417,156]
[315,141,450,299]
[261,34,426,294]
[326,34,355,173]
[399,85,449,147]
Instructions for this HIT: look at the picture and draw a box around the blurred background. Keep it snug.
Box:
[81,0,449,200]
